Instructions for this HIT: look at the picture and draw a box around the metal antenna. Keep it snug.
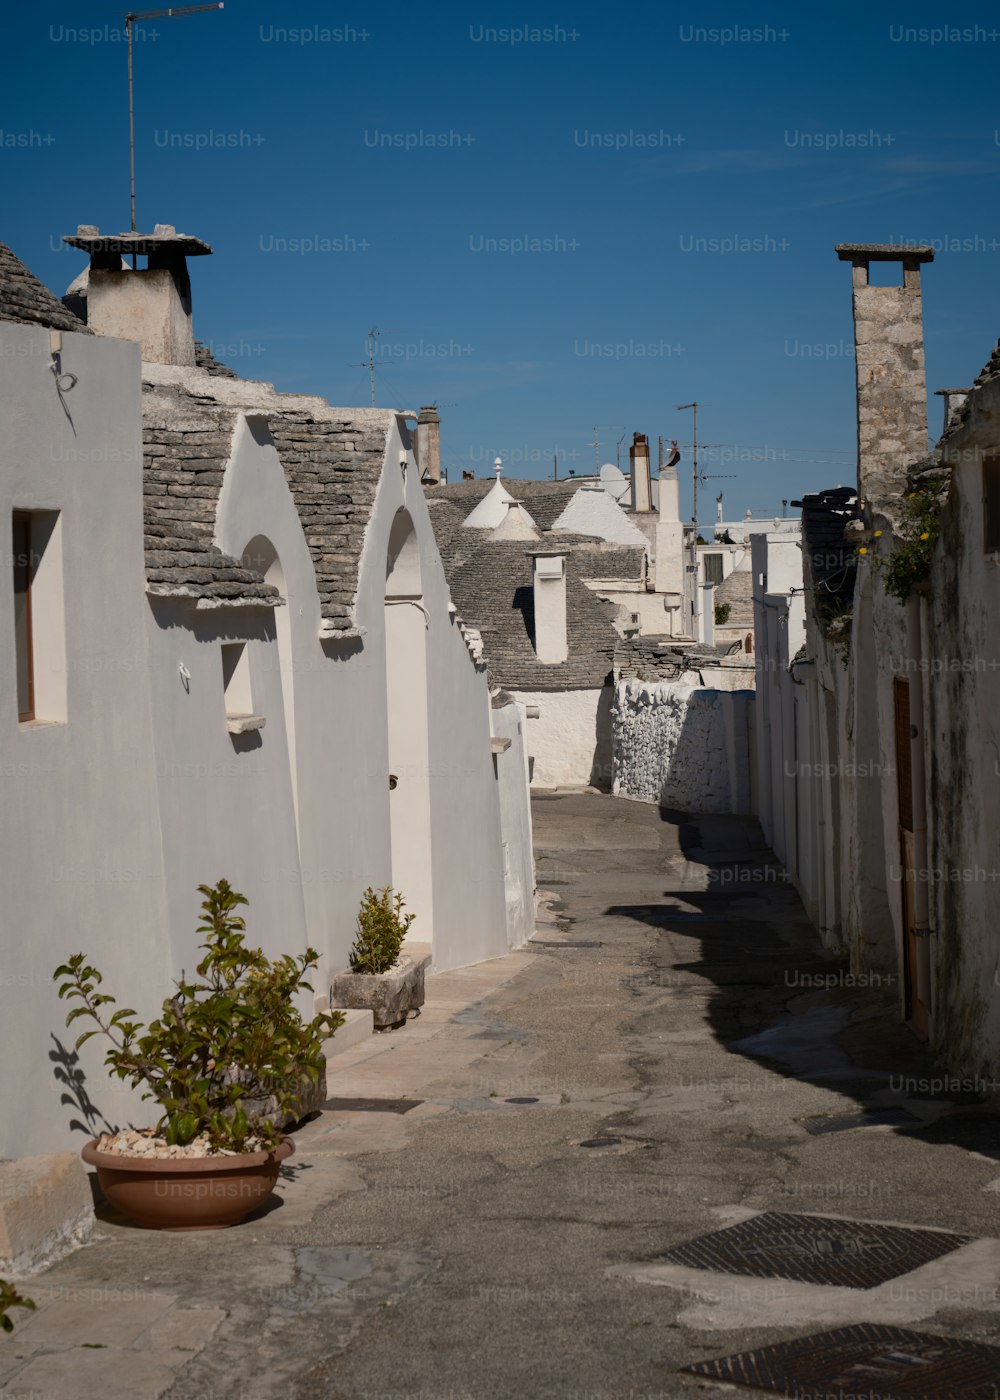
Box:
[677,402,700,638]
[126,4,224,234]
[354,328,380,406]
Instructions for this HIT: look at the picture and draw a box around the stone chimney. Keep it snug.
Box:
[835,243,934,507]
[416,405,441,484]
[934,387,970,437]
[527,549,568,664]
[62,224,212,365]
[629,432,652,513]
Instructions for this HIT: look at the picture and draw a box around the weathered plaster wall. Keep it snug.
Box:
[511,686,613,789]
[0,324,172,1157]
[924,377,1000,1078]
[612,677,755,813]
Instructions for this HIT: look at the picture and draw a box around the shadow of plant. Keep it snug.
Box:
[49,1034,117,1139]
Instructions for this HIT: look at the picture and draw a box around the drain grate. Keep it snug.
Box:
[682,1323,1000,1397]
[531,939,602,949]
[322,1097,423,1115]
[659,1212,970,1289]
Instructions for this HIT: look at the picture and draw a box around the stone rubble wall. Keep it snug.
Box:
[611,677,754,813]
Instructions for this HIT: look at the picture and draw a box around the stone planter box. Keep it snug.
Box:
[331,954,426,1030]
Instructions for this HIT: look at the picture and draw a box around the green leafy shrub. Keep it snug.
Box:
[714,602,732,626]
[864,474,946,604]
[349,886,415,975]
[0,1279,35,1333]
[54,880,344,1152]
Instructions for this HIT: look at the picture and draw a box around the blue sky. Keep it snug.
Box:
[4,1,1000,519]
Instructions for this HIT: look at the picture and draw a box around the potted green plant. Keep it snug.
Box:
[54,879,343,1230]
[331,886,424,1030]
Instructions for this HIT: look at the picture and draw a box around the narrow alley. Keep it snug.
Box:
[5,793,1000,1399]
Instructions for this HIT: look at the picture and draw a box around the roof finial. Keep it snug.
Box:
[494,456,503,478]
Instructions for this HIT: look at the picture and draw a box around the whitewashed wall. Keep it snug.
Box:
[491,698,535,949]
[612,677,754,813]
[511,685,613,789]
[1,347,525,1158]
[0,324,172,1157]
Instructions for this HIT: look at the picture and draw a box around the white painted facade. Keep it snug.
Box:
[513,686,613,789]
[1,317,532,1159]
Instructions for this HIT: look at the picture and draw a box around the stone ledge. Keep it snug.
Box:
[322,1008,374,1058]
[0,1153,93,1276]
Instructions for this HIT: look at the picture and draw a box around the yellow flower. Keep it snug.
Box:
[857,546,868,555]
[919,531,930,540]
[872,530,882,538]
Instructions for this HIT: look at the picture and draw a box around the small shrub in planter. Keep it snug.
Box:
[53,879,344,1229]
[332,886,424,1030]
[0,1280,35,1333]
[350,886,415,974]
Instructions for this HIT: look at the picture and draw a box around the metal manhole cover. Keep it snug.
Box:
[682,1323,1000,1397]
[505,1097,539,1105]
[659,1212,970,1289]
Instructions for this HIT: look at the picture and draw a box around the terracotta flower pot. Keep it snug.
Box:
[81,1137,294,1230]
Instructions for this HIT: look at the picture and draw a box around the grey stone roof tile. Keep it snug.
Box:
[0,240,91,334]
[439,534,617,691]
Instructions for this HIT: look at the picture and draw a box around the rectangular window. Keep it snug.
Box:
[984,458,1000,553]
[222,642,253,718]
[704,553,724,585]
[11,510,66,726]
[13,513,34,721]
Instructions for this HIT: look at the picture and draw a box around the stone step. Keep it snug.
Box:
[0,1153,93,1276]
[322,1008,375,1058]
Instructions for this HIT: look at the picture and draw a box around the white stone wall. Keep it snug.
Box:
[511,686,613,789]
[0,337,526,1158]
[612,678,754,813]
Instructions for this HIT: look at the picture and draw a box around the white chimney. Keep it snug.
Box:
[527,550,568,664]
[629,432,652,513]
[62,224,211,366]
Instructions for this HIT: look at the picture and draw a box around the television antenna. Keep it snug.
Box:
[126,5,225,235]
[354,328,380,406]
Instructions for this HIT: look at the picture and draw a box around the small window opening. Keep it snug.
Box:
[222,642,254,718]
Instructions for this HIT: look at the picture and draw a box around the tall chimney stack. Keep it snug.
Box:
[835,243,934,507]
[63,224,211,366]
[629,432,652,513]
[526,550,568,664]
[416,404,441,485]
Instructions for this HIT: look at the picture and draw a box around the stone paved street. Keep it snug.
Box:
[4,792,1000,1399]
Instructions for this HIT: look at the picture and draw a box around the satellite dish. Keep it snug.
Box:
[600,463,629,500]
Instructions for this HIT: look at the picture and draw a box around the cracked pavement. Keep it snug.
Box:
[4,791,1000,1399]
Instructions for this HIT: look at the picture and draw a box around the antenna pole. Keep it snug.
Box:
[125,4,224,235]
[127,15,137,233]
